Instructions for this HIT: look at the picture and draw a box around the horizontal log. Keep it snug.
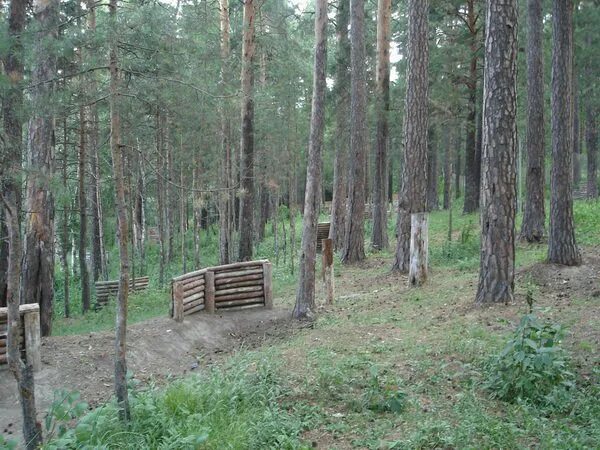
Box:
[210,260,268,272]
[184,298,204,311]
[215,285,263,297]
[0,304,40,317]
[214,268,263,280]
[172,268,207,283]
[216,279,264,291]
[95,277,148,287]
[215,273,263,286]
[183,286,204,298]
[95,282,149,291]
[182,278,205,290]
[216,298,265,309]
[184,303,205,315]
[215,290,266,302]
[183,292,205,305]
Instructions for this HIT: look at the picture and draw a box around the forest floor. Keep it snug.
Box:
[1,203,599,448]
[0,306,302,436]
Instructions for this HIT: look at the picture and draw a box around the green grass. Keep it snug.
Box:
[30,198,600,448]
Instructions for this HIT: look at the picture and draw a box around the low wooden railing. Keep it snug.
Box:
[171,260,273,321]
[0,304,41,371]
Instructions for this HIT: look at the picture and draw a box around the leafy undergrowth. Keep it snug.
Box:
[24,200,600,448]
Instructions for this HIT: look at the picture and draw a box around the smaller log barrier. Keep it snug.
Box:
[0,304,41,371]
[95,276,150,309]
[316,222,330,252]
[171,260,273,321]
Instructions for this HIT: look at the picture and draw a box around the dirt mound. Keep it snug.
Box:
[519,247,600,303]
[0,306,295,437]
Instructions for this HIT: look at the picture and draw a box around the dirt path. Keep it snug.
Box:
[0,306,296,437]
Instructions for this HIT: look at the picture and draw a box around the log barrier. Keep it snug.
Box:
[95,276,150,309]
[171,260,273,321]
[0,304,41,371]
[316,222,330,252]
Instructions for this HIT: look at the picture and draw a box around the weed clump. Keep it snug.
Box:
[485,312,575,408]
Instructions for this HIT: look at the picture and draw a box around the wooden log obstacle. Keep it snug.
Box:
[95,276,150,309]
[0,304,41,371]
[316,222,330,252]
[171,260,273,321]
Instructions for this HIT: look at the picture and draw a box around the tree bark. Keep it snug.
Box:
[86,0,106,283]
[475,0,518,305]
[520,0,546,243]
[219,0,233,265]
[427,124,439,211]
[443,125,453,210]
[573,79,581,187]
[156,109,166,287]
[548,0,580,266]
[463,0,482,214]
[0,0,27,308]
[238,0,256,261]
[109,0,131,421]
[329,0,351,252]
[392,0,429,273]
[371,0,391,251]
[21,0,59,336]
[293,0,327,320]
[586,103,598,199]
[341,0,368,264]
[79,104,91,313]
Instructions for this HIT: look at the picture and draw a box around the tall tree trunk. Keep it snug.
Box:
[586,104,598,199]
[548,0,580,266]
[165,119,174,263]
[475,0,518,305]
[0,1,43,445]
[463,0,481,214]
[218,0,232,264]
[109,0,130,421]
[2,195,44,449]
[0,0,26,308]
[329,0,350,251]
[573,79,581,187]
[454,132,462,199]
[341,0,368,264]
[392,0,429,273]
[238,0,256,261]
[87,0,105,283]
[21,0,58,336]
[61,122,70,318]
[371,0,391,251]
[156,109,166,286]
[520,0,546,242]
[79,104,91,312]
[293,0,327,319]
[427,124,439,211]
[443,125,453,210]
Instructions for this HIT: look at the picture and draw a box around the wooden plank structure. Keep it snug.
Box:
[171,260,273,321]
[0,304,41,371]
[316,222,330,252]
[95,276,150,308]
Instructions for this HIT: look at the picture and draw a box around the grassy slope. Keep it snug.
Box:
[37,200,600,449]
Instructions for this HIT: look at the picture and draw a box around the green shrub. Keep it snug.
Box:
[485,313,575,407]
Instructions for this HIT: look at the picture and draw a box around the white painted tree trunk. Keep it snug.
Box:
[409,213,428,286]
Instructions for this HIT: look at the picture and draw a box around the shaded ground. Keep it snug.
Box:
[0,306,298,437]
